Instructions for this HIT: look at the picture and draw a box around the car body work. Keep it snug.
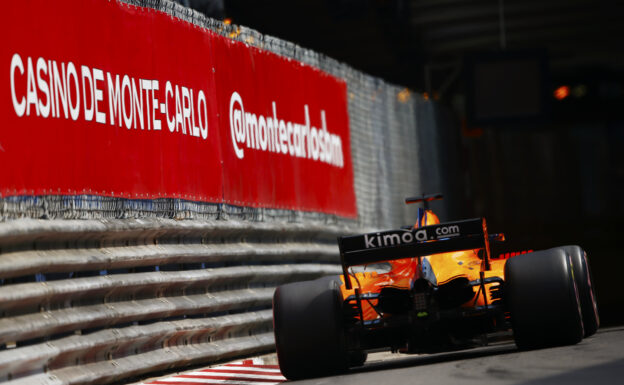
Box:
[272,194,599,379]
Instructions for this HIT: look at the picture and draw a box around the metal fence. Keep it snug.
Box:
[0,0,459,383]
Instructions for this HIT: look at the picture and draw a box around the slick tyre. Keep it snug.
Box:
[273,277,348,380]
[562,245,600,337]
[348,350,368,367]
[505,248,584,349]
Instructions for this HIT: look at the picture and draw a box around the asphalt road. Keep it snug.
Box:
[291,326,624,385]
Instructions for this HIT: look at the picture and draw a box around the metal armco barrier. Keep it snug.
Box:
[0,219,346,384]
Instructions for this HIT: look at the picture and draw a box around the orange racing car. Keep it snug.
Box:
[273,194,600,380]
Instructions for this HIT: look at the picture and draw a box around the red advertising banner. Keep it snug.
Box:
[0,0,357,217]
[213,36,356,216]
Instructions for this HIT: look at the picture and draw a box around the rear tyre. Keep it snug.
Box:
[562,245,600,337]
[273,277,348,380]
[505,248,584,349]
[348,350,367,367]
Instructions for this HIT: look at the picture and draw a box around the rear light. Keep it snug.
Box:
[498,250,533,259]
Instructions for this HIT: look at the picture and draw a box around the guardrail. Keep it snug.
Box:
[0,218,347,384]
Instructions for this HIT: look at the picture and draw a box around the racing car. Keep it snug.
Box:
[272,194,599,380]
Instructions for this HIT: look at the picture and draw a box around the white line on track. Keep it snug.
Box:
[202,367,283,374]
[185,371,284,379]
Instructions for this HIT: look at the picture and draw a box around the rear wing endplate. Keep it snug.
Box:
[338,218,493,289]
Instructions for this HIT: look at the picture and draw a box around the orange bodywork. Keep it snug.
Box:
[339,210,506,322]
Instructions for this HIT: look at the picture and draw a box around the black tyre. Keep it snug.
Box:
[348,350,368,367]
[562,245,600,337]
[505,248,584,349]
[273,277,348,380]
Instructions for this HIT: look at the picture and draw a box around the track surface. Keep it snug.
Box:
[291,326,624,385]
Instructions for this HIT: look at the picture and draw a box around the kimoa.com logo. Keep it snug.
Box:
[229,92,344,168]
[364,225,461,249]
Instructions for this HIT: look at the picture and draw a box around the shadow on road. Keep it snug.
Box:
[351,343,519,374]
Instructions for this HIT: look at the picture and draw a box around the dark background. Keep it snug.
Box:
[177,0,624,325]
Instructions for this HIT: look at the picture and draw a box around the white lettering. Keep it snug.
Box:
[8,54,210,143]
[175,85,183,133]
[279,120,287,154]
[141,79,153,130]
[152,80,161,131]
[10,53,26,117]
[198,90,208,139]
[121,74,132,129]
[165,81,175,132]
[227,91,345,167]
[48,60,55,117]
[81,65,94,121]
[436,225,460,237]
[415,229,427,242]
[383,233,401,246]
[51,61,67,119]
[92,68,105,124]
[36,57,50,118]
[190,89,199,137]
[258,115,268,151]
[401,232,414,243]
[26,57,40,116]
[311,127,319,160]
[229,91,245,159]
[182,86,191,135]
[66,62,80,121]
[131,77,144,129]
[287,122,295,156]
[108,73,122,126]
[364,234,376,248]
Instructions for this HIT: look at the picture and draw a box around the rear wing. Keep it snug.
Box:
[338,218,495,290]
